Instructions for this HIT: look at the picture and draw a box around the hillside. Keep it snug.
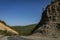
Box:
[0,20,37,36]
[0,20,19,36]
[11,24,37,35]
[32,0,60,37]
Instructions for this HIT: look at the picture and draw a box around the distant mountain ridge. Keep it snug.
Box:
[11,24,37,35]
[0,20,37,35]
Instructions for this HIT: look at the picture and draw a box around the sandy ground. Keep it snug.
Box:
[0,35,33,40]
[0,35,60,40]
[21,35,60,40]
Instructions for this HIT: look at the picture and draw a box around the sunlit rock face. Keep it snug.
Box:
[32,1,60,37]
[0,20,19,35]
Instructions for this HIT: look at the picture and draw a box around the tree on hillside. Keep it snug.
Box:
[0,20,7,25]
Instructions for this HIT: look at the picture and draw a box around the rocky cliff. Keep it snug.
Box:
[32,0,60,37]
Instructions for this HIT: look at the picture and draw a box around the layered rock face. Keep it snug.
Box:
[32,1,60,37]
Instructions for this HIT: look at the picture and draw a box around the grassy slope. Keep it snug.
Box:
[0,20,37,36]
[11,24,37,35]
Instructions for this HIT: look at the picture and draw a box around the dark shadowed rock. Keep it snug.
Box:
[32,0,60,37]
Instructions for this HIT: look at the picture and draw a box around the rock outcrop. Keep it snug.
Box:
[32,0,60,37]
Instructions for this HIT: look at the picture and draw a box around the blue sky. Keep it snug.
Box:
[0,0,51,26]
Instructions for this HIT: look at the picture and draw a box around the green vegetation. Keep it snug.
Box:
[0,24,36,36]
[0,20,37,36]
[0,30,12,36]
[0,20,11,27]
[0,20,7,26]
[11,24,37,35]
